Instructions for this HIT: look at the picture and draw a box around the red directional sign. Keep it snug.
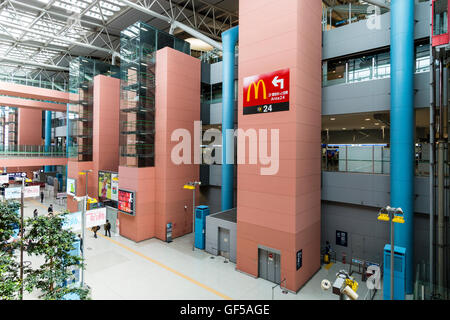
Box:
[243,68,290,115]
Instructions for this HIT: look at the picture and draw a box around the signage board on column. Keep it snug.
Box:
[296,249,303,270]
[243,68,290,115]
[67,178,76,196]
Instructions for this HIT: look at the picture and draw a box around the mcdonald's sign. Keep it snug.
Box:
[243,68,290,115]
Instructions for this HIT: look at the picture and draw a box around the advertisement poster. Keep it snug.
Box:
[0,175,8,184]
[85,207,107,229]
[111,173,119,202]
[98,171,111,200]
[118,189,135,215]
[243,68,290,115]
[62,208,107,231]
[4,186,40,200]
[67,178,76,196]
[98,171,119,202]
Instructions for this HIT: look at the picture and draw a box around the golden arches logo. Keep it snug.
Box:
[246,80,267,102]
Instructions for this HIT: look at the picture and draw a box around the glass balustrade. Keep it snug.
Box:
[0,145,67,158]
[322,144,433,176]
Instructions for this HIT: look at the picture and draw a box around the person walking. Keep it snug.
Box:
[40,191,44,203]
[104,220,111,237]
[33,209,38,218]
[47,204,53,215]
[92,226,99,238]
[78,234,83,255]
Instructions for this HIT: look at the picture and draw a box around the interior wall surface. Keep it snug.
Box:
[66,75,120,213]
[321,201,430,269]
[154,47,201,240]
[17,108,42,146]
[118,47,200,242]
[237,0,322,292]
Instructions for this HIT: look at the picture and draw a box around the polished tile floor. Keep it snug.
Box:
[20,196,383,300]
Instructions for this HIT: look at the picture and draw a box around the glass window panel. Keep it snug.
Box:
[416,43,430,73]
[348,56,373,83]
[375,51,390,79]
[327,60,346,85]
[201,83,212,103]
[434,0,448,36]
[211,83,222,103]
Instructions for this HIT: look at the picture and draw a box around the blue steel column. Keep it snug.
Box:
[66,104,70,158]
[221,26,239,212]
[66,103,70,192]
[390,0,415,294]
[44,110,52,172]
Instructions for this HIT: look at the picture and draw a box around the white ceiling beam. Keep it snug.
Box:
[120,0,223,51]
[0,20,119,57]
[364,0,390,10]
[0,55,69,71]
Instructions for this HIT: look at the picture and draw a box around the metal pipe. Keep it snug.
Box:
[120,0,223,51]
[0,20,119,57]
[437,141,445,296]
[0,56,69,71]
[391,217,395,300]
[437,55,446,298]
[429,46,436,295]
[19,176,24,300]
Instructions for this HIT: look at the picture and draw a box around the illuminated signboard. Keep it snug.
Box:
[243,68,290,115]
[118,189,135,216]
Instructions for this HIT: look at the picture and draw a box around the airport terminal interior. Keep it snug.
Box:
[0,0,449,301]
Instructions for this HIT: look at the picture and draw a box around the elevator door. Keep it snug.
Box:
[258,248,281,284]
[218,227,230,259]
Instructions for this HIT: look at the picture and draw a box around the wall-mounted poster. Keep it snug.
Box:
[67,178,76,196]
[98,171,111,201]
[111,173,119,201]
[98,171,119,202]
[118,189,135,216]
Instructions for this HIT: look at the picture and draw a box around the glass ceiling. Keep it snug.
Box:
[0,0,128,80]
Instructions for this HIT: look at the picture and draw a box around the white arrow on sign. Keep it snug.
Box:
[272,76,284,89]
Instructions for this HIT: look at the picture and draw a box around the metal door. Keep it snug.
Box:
[258,248,281,285]
[218,227,230,259]
[106,206,118,234]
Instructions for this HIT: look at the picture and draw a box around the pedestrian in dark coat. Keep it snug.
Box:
[104,220,111,237]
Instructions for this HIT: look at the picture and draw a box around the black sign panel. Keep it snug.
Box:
[296,250,303,270]
[336,230,348,247]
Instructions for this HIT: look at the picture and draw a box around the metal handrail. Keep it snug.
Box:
[271,278,288,300]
